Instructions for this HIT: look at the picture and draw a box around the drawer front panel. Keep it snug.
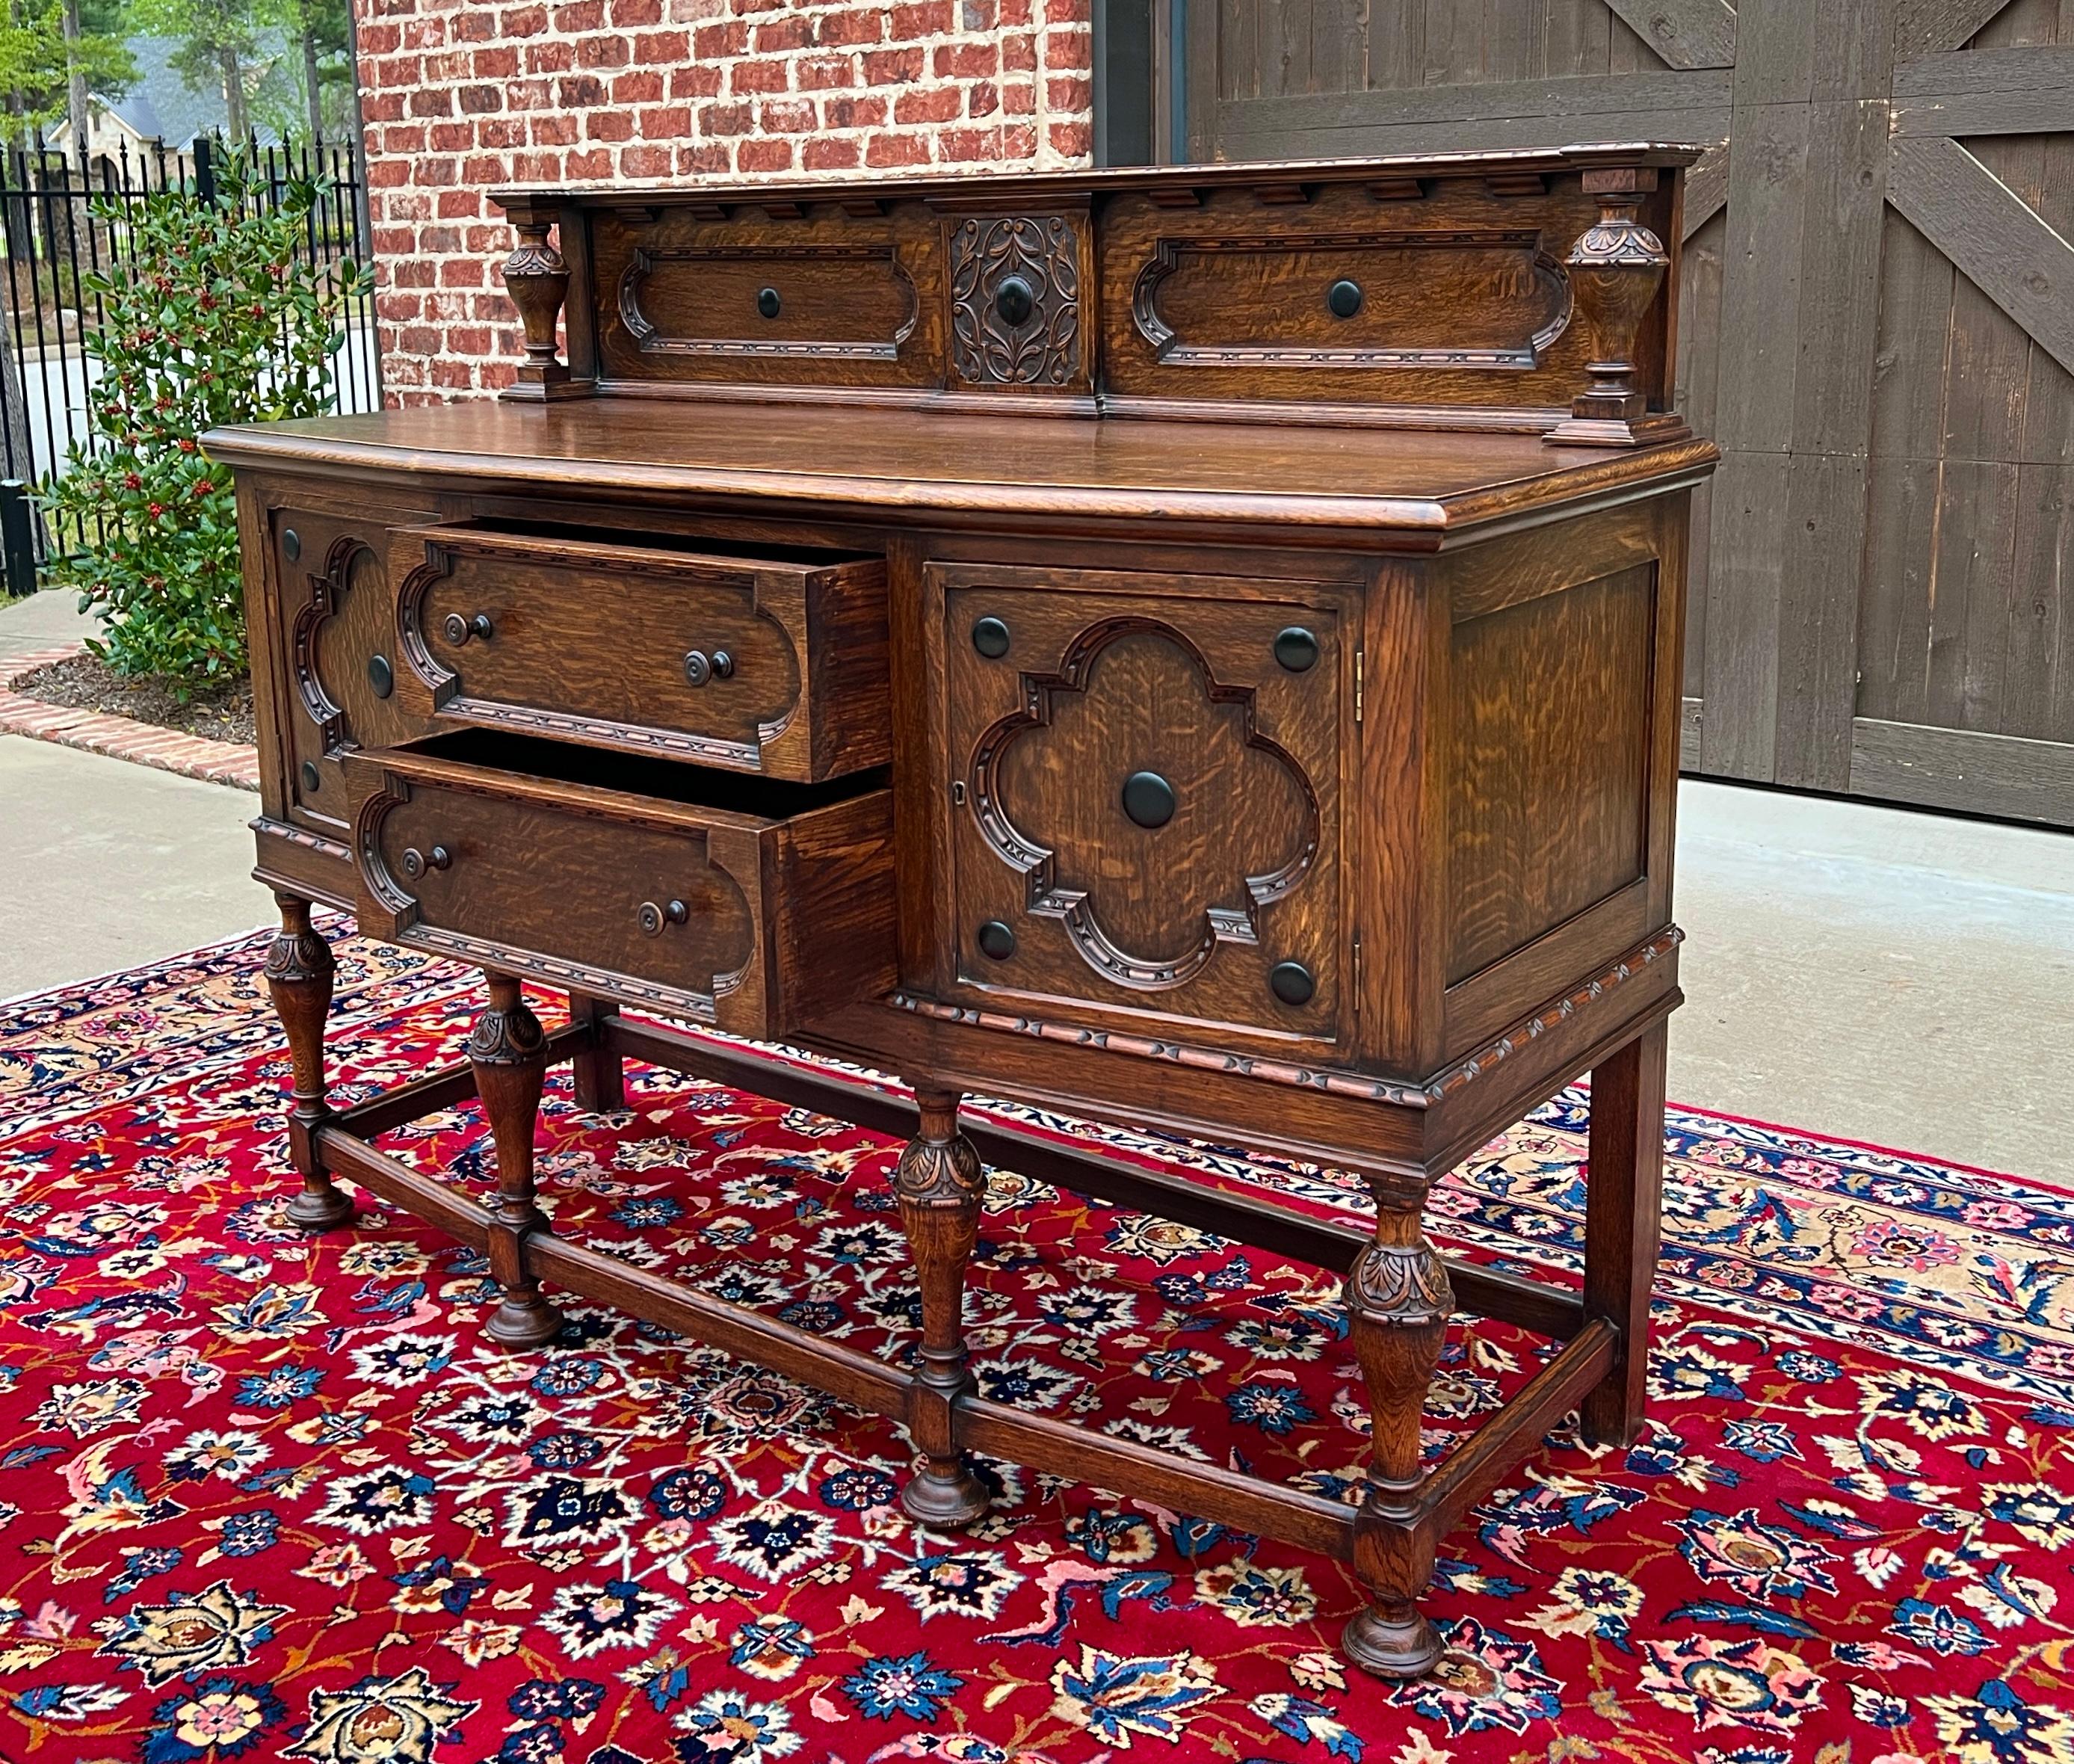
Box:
[935,564,1350,1049]
[593,206,945,389]
[345,744,897,1037]
[394,528,890,781]
[271,505,434,837]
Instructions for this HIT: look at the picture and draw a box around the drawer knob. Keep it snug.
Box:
[638,898,690,937]
[282,526,300,561]
[757,286,781,319]
[1270,960,1315,1006]
[300,759,321,795]
[400,845,451,880]
[682,649,735,688]
[1327,279,1364,319]
[367,653,393,699]
[1121,770,1176,829]
[1274,626,1319,672]
[442,611,494,646]
[971,615,1011,659]
[994,275,1034,327]
[977,919,1016,960]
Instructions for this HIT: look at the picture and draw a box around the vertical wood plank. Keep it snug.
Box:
[1699,450,1790,777]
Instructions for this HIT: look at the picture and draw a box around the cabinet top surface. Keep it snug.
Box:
[489,141,1704,209]
[208,401,1715,536]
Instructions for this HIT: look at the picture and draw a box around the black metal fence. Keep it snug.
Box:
[0,132,381,585]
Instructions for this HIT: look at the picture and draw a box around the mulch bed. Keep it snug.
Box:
[8,650,257,747]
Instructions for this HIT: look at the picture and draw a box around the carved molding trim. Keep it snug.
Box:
[253,816,351,864]
[885,925,1684,1103]
[948,214,1082,386]
[967,615,1319,991]
[1132,229,1571,371]
[290,534,374,754]
[619,244,919,360]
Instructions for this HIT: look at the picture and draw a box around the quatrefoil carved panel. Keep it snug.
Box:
[969,617,1320,989]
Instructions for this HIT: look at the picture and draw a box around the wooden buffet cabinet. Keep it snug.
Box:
[209,144,1716,1679]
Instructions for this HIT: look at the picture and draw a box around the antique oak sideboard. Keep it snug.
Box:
[208,146,1715,1679]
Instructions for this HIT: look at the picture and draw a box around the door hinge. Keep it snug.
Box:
[1352,931,1362,1017]
[1354,649,1364,724]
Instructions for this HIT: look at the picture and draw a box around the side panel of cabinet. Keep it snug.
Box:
[922,558,1357,1057]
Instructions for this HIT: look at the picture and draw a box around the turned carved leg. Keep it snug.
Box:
[1581,1020,1669,1446]
[471,972,564,1348]
[892,1084,992,1528]
[264,893,355,1232]
[567,992,626,1113]
[1345,1203,1453,1679]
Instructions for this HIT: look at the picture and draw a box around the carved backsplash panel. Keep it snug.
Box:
[946,212,1090,392]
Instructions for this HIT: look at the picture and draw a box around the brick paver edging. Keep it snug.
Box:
[0,642,262,792]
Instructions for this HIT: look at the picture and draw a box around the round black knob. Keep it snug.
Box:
[995,275,1034,327]
[300,759,321,794]
[1270,960,1315,1006]
[710,650,735,679]
[400,845,451,881]
[366,653,393,699]
[1327,279,1363,319]
[977,919,1016,960]
[1121,771,1176,829]
[757,286,781,319]
[971,615,1010,659]
[282,527,300,561]
[443,611,494,646]
[638,898,690,936]
[1274,626,1319,672]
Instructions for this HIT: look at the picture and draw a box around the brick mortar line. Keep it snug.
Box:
[0,639,261,792]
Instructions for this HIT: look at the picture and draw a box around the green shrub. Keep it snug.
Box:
[40,157,361,688]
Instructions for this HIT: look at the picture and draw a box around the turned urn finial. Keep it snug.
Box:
[493,194,591,401]
[1546,167,1688,448]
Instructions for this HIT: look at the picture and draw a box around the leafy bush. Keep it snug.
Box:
[42,158,360,687]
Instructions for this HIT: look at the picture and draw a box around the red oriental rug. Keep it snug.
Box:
[0,919,2067,1764]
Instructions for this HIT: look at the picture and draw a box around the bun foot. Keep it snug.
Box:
[285,1181,356,1233]
[1344,1600,1442,1680]
[487,1294,565,1348]
[900,1460,992,1529]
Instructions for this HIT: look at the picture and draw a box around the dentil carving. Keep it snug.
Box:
[950,215,1081,386]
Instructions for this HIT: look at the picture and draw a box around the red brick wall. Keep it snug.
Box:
[355,0,1096,404]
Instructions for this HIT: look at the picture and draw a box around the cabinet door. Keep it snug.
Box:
[933,562,1353,1052]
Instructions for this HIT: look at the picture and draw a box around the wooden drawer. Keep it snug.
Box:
[392,524,890,782]
[930,561,1353,1052]
[342,733,895,1037]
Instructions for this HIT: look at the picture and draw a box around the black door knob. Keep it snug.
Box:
[757,286,781,318]
[1270,960,1315,1005]
[282,526,300,561]
[401,845,451,880]
[994,275,1034,327]
[1274,626,1319,672]
[1327,279,1363,319]
[972,615,1010,659]
[977,919,1016,960]
[443,612,494,646]
[300,760,321,794]
[638,899,690,936]
[1121,771,1176,829]
[366,653,393,698]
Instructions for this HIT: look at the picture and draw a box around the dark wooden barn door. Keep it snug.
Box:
[1176,0,2074,826]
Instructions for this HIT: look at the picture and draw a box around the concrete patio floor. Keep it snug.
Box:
[1,590,2068,1182]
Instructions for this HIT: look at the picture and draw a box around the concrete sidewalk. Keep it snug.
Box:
[1,588,2069,1179]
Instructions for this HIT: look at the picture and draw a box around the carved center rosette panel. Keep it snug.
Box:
[938,569,1348,1044]
[947,213,1086,389]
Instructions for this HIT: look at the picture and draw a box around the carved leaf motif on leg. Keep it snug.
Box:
[264,894,355,1233]
[472,972,563,1350]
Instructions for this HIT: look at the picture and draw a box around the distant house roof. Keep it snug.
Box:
[58,34,294,152]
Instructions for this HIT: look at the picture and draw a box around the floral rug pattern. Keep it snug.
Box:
[0,920,2068,1763]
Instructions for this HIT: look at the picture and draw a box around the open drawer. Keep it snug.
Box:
[390,522,890,782]
[342,732,895,1036]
